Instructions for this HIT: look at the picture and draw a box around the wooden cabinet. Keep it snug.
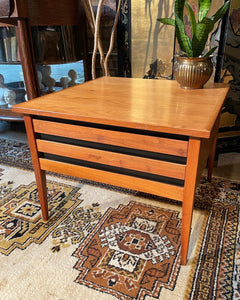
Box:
[0,0,87,121]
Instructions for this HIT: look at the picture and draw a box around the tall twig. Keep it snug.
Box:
[92,0,105,79]
[104,0,123,76]
[82,0,122,79]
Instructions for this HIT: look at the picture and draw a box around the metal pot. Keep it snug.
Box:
[174,56,213,89]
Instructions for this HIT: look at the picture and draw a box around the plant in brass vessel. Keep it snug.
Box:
[174,56,213,89]
[157,0,230,89]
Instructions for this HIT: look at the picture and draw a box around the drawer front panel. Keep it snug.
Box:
[36,139,186,180]
[39,158,184,201]
[33,119,188,157]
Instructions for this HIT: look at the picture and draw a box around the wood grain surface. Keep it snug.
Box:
[12,77,229,138]
[33,119,189,157]
[36,139,187,180]
[39,158,184,201]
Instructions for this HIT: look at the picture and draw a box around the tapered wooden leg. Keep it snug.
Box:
[207,113,220,182]
[24,116,49,221]
[181,138,201,265]
[207,136,217,182]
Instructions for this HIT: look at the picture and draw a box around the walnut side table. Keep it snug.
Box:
[12,77,229,265]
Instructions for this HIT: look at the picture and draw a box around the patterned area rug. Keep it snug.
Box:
[0,180,84,255]
[0,138,32,170]
[187,177,240,300]
[0,138,240,299]
[73,201,182,299]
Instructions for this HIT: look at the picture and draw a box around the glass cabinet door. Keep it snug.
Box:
[0,26,26,112]
[31,25,85,96]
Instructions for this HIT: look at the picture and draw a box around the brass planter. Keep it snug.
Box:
[174,56,213,89]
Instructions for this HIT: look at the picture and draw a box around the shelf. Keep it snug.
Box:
[0,59,20,63]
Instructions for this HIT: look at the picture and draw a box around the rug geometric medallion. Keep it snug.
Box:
[72,177,240,300]
[73,201,182,300]
[0,180,83,255]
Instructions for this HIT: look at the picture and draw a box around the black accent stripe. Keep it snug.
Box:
[42,153,185,187]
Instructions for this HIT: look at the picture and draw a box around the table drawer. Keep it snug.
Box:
[32,118,189,201]
[33,119,188,157]
[36,139,186,180]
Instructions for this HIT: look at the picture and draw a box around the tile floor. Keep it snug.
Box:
[1,120,240,181]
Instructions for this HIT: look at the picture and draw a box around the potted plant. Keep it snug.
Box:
[157,0,230,89]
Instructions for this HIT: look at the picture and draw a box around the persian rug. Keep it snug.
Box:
[0,137,240,299]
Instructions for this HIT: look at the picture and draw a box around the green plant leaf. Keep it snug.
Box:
[174,0,185,21]
[157,18,175,26]
[212,0,230,23]
[192,17,214,57]
[203,46,217,57]
[157,0,230,58]
[185,2,196,36]
[175,14,193,56]
[198,0,211,22]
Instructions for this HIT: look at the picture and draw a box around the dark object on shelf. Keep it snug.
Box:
[5,81,26,103]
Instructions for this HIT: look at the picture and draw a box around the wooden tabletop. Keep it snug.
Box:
[12,77,229,138]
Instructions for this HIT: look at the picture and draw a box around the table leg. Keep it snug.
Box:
[181,138,201,265]
[207,135,217,182]
[24,116,49,221]
[207,114,220,182]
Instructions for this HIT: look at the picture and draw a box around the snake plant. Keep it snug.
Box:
[157,0,230,57]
